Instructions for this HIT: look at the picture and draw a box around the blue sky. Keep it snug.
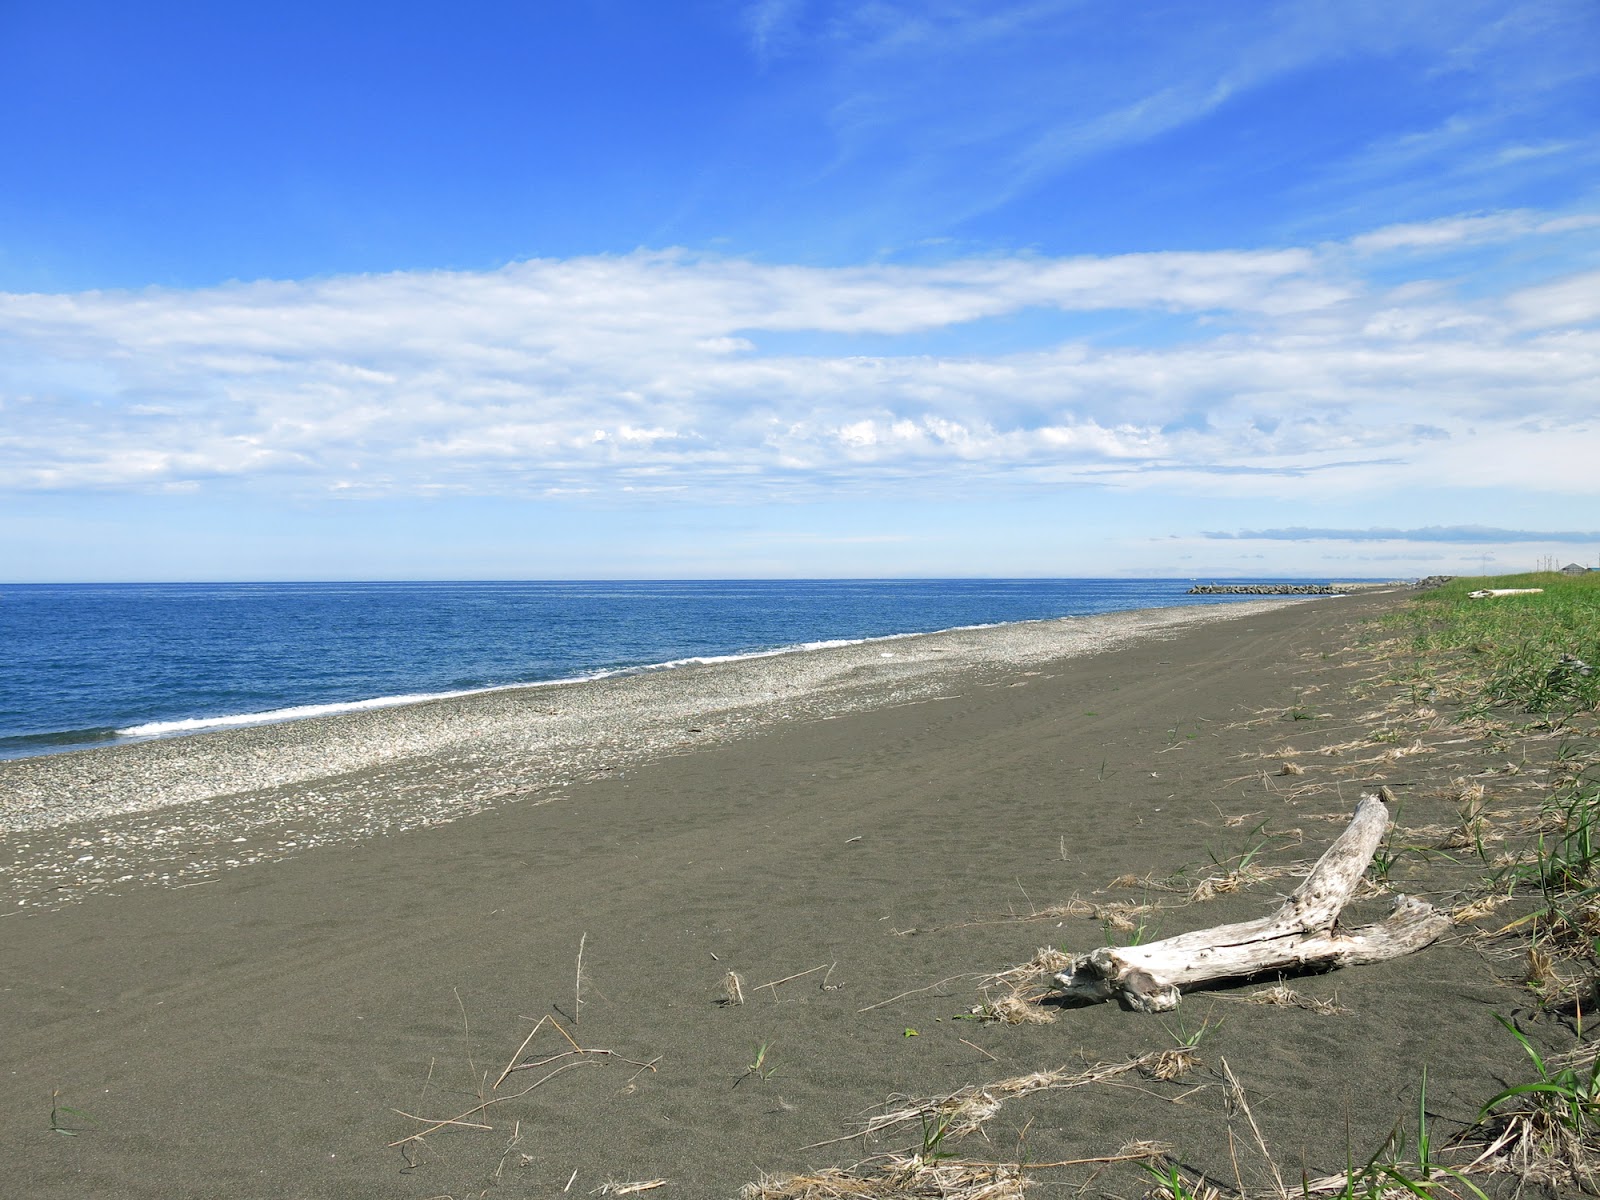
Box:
[2,0,1598,580]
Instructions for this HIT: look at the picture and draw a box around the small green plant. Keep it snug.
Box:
[1366,802,1446,886]
[1450,788,1491,863]
[1141,1160,1211,1199]
[1320,1070,1491,1200]
[916,1111,956,1163]
[1140,1016,1218,1080]
[1401,1066,1437,1183]
[736,1042,778,1086]
[49,1089,94,1137]
[1205,818,1274,874]
[1102,896,1156,947]
[1536,781,1600,894]
[1368,841,1400,885]
[1479,1014,1600,1135]
[1159,1015,1218,1051]
[1496,777,1600,955]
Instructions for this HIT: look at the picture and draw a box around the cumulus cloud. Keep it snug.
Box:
[0,209,1596,503]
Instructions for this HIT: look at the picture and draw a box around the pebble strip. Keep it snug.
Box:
[0,600,1300,910]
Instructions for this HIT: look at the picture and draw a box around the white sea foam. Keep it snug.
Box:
[117,692,496,737]
[111,633,916,741]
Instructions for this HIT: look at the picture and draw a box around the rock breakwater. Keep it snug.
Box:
[1187,584,1339,595]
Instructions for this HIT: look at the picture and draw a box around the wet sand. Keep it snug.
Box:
[0,591,1537,1197]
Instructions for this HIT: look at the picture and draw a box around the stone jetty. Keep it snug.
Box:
[1186,583,1340,595]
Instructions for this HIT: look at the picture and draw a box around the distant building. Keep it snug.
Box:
[1560,563,1591,575]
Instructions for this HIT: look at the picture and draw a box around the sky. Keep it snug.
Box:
[1,0,1597,581]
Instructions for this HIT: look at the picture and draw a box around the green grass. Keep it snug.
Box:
[1378,573,1600,1184]
[916,1111,957,1163]
[1493,774,1600,958]
[1383,572,1600,718]
[1481,1014,1600,1135]
[1466,1015,1600,1184]
[49,1089,95,1137]
[736,1041,778,1086]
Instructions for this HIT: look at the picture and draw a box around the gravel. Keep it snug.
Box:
[0,600,1298,910]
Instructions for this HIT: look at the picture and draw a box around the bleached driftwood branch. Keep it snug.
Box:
[1051,794,1449,1013]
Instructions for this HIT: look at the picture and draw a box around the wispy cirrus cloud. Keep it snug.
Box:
[0,209,1595,504]
[730,1,1600,244]
[1347,210,1600,254]
[743,0,804,62]
[1207,526,1600,543]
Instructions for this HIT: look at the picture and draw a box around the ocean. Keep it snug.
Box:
[0,578,1329,760]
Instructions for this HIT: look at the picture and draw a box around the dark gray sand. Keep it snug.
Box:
[1,602,1301,905]
[0,592,1550,1197]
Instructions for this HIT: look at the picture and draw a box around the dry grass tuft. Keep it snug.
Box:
[744,1140,1177,1200]
[1236,983,1349,1015]
[1187,862,1302,904]
[812,1055,1194,1153]
[1524,944,1560,994]
[969,948,1079,1023]
[741,1158,1031,1199]
[1187,873,1244,903]
[1107,872,1158,889]
[721,970,746,1006]
[980,892,1174,927]
[1101,908,1140,932]
[978,947,1073,992]
[1380,739,1429,763]
[1138,1048,1200,1081]
[1460,1108,1600,1193]
[967,993,1055,1026]
[1451,893,1513,924]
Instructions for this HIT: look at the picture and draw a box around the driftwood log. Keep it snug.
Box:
[1051,794,1450,1013]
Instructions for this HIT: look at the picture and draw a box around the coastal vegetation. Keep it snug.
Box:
[1383,571,1600,719]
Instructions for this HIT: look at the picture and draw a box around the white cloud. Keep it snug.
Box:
[1348,210,1600,253]
[744,0,804,61]
[736,0,1600,236]
[1506,269,1600,327]
[0,209,1596,503]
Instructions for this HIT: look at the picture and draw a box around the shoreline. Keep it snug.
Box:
[1,598,1311,908]
[0,587,1312,763]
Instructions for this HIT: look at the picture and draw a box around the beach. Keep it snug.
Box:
[0,590,1546,1197]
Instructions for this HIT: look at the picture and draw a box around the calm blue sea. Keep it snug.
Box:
[0,579,1333,760]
